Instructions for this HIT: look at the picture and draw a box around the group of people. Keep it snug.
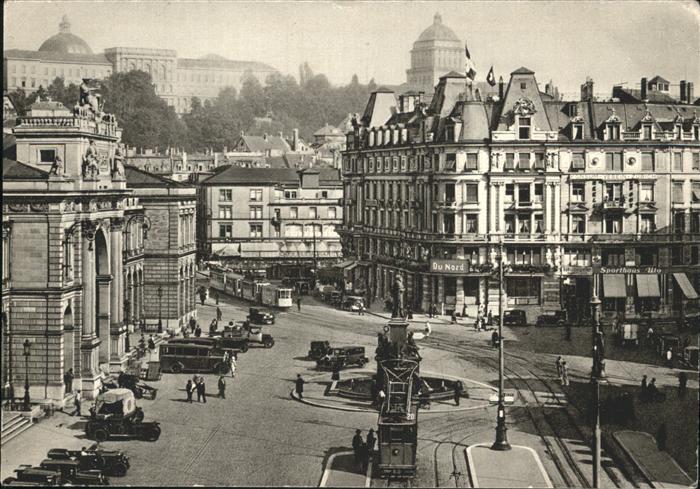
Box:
[185,376,208,403]
[352,429,376,472]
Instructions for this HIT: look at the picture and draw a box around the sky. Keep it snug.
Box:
[4,0,700,98]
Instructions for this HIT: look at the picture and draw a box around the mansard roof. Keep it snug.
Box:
[124,165,191,188]
[2,158,49,180]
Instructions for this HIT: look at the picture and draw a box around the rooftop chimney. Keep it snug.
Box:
[680,80,687,103]
[581,77,594,101]
[498,76,504,100]
[641,77,648,101]
[293,128,299,151]
[687,82,694,104]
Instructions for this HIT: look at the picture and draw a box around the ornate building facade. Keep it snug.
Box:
[339,70,700,324]
[3,16,277,114]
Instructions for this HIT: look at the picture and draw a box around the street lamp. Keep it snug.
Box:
[157,286,163,334]
[492,238,511,451]
[22,339,31,412]
[590,249,603,488]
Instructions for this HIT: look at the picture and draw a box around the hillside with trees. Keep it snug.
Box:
[5,63,377,153]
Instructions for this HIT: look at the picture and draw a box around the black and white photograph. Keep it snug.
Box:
[1,0,699,486]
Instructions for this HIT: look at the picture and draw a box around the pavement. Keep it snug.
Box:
[319,450,371,487]
[466,442,553,488]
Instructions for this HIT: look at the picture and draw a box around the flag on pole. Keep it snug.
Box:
[486,66,496,87]
[465,42,477,80]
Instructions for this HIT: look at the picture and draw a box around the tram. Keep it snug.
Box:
[209,266,293,309]
[375,321,420,479]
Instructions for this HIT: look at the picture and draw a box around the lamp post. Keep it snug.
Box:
[22,339,31,412]
[590,249,603,488]
[157,286,163,334]
[492,238,511,450]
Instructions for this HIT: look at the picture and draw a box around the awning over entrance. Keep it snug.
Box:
[636,274,660,298]
[673,273,699,300]
[211,243,241,257]
[334,260,357,270]
[603,274,627,298]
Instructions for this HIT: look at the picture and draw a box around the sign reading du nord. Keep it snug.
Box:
[430,259,470,274]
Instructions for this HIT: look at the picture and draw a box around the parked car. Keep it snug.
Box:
[47,447,130,477]
[85,389,161,442]
[503,309,528,326]
[117,372,157,400]
[317,346,369,370]
[308,341,332,360]
[681,345,699,369]
[4,467,63,486]
[245,324,275,348]
[248,307,275,325]
[38,459,109,486]
[342,296,364,312]
[535,310,566,327]
[329,291,342,307]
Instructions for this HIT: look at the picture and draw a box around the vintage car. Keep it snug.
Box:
[316,346,369,370]
[192,329,250,353]
[342,296,364,312]
[308,341,332,360]
[329,291,342,306]
[86,389,161,442]
[503,309,528,327]
[221,323,273,348]
[245,324,274,348]
[681,345,699,369]
[535,310,566,327]
[3,467,63,486]
[247,307,275,325]
[47,447,130,477]
[117,372,157,400]
[38,459,109,486]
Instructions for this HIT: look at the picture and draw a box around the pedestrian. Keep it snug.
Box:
[230,356,236,378]
[561,361,569,386]
[656,423,667,451]
[556,356,564,379]
[189,316,197,334]
[352,429,363,464]
[487,310,493,326]
[198,378,207,403]
[360,442,370,472]
[665,347,673,368]
[214,290,219,305]
[218,375,226,399]
[359,303,365,316]
[366,428,376,455]
[64,368,74,393]
[331,366,340,382]
[424,321,432,337]
[640,374,648,399]
[195,324,202,338]
[565,322,572,341]
[199,287,206,305]
[462,303,467,318]
[451,311,457,324]
[216,306,222,322]
[73,390,82,416]
[377,389,386,406]
[209,319,218,335]
[440,303,445,316]
[646,326,654,349]
[295,374,305,399]
[297,297,302,312]
[647,378,664,402]
[678,371,688,399]
[148,335,156,352]
[454,381,463,406]
[407,305,413,320]
[492,330,499,348]
[428,303,434,318]
[186,379,193,403]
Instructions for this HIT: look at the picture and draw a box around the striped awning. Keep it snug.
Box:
[603,274,627,298]
[673,273,699,300]
[636,274,660,298]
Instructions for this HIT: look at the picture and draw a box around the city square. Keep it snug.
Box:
[2,1,699,487]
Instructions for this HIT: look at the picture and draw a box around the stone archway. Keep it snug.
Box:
[93,228,111,364]
[63,304,74,395]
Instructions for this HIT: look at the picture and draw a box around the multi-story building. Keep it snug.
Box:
[339,70,700,324]
[1,96,196,406]
[3,16,277,114]
[198,167,343,277]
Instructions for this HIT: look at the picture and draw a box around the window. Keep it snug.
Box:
[637,248,658,266]
[572,124,584,140]
[249,189,263,201]
[640,183,654,202]
[219,189,232,201]
[219,224,232,238]
[571,152,585,170]
[692,182,700,203]
[284,190,298,199]
[602,249,625,266]
[642,125,652,140]
[505,215,515,234]
[641,152,654,171]
[605,152,623,171]
[674,212,686,233]
[63,235,74,282]
[518,184,531,203]
[673,152,683,172]
[693,153,700,171]
[672,182,684,203]
[249,223,263,238]
[607,123,620,140]
[519,217,530,233]
[464,214,477,233]
[605,183,623,201]
[671,245,683,266]
[465,153,478,171]
[445,183,455,203]
[534,214,544,233]
[567,248,590,267]
[320,190,328,199]
[465,183,478,203]
[518,117,531,139]
[693,213,700,233]
[218,206,232,219]
[39,149,56,163]
[534,183,543,202]
[249,206,263,219]
[571,215,585,233]
[572,183,585,202]
[533,153,545,170]
[520,82,527,90]
[309,207,317,219]
[328,207,337,219]
[506,277,540,301]
[640,215,655,234]
[604,216,623,234]
[505,184,515,202]
[518,152,530,170]
[445,153,456,171]
[505,153,515,170]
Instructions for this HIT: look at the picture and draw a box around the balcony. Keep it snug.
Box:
[600,199,626,210]
[622,131,641,141]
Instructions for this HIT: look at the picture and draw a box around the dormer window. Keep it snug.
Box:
[384,129,391,145]
[693,124,700,141]
[369,131,375,146]
[675,124,683,140]
[606,123,620,140]
[518,117,531,139]
[642,124,653,140]
[572,123,584,140]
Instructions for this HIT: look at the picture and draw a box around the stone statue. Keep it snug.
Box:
[83,141,100,179]
[79,78,100,115]
[49,155,63,176]
[391,275,405,318]
[545,247,553,267]
[112,144,125,178]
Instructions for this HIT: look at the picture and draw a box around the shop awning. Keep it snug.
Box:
[334,259,358,270]
[603,274,627,298]
[636,274,660,298]
[673,273,699,300]
[211,243,241,257]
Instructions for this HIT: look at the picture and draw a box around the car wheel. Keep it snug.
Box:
[134,389,143,399]
[146,425,161,441]
[111,461,128,477]
[240,343,249,353]
[264,339,274,348]
[171,363,183,374]
[93,428,109,442]
[134,409,145,423]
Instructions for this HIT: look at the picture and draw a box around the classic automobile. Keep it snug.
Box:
[535,310,566,327]
[38,459,109,486]
[316,346,369,370]
[342,296,364,312]
[47,447,130,477]
[308,341,332,360]
[245,324,275,348]
[247,307,275,325]
[681,345,699,369]
[503,309,528,327]
[183,331,250,353]
[117,372,157,400]
[85,389,161,442]
[3,467,63,486]
[329,291,342,306]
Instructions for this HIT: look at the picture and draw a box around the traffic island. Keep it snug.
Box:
[319,450,371,487]
[466,443,553,488]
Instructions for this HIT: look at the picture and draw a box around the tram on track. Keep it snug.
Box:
[209,266,293,309]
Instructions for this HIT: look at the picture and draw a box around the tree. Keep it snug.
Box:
[46,77,80,109]
[6,88,38,116]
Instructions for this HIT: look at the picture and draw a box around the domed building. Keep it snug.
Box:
[38,15,93,55]
[406,13,465,94]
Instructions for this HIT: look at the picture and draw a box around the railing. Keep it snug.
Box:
[17,115,120,137]
[622,131,640,141]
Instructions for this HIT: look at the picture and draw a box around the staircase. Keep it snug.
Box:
[1,411,33,446]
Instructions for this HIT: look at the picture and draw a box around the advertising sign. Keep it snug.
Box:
[430,259,471,274]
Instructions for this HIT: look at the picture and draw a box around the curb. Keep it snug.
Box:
[465,443,553,488]
[319,450,372,487]
[612,431,658,488]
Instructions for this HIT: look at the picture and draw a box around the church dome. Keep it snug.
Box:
[38,16,93,55]
[416,13,460,43]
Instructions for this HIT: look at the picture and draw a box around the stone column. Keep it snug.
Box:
[109,219,126,372]
[456,277,465,313]
[554,184,561,235]
[80,221,100,399]
[96,276,111,365]
[421,274,430,312]
[437,276,445,313]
